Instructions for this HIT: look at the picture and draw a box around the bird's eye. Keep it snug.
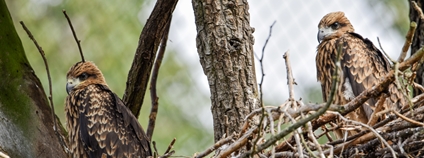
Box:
[330,22,340,29]
[78,73,89,81]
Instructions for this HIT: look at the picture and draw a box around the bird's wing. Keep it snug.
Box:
[112,90,152,156]
[79,84,151,158]
[339,33,391,118]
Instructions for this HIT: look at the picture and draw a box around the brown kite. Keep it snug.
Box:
[65,61,152,158]
[316,12,405,137]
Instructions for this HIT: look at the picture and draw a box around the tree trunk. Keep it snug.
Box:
[0,0,67,157]
[192,0,259,143]
[410,0,424,96]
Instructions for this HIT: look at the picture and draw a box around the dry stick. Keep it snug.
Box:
[395,21,417,107]
[283,111,304,158]
[323,145,334,158]
[252,21,276,157]
[216,128,258,158]
[412,92,424,103]
[283,51,296,100]
[267,107,277,158]
[238,40,344,158]
[63,10,85,62]
[147,16,172,141]
[0,151,9,158]
[398,22,417,62]
[298,131,314,158]
[195,135,234,158]
[367,94,387,126]
[306,121,325,158]
[159,151,175,158]
[377,37,395,63]
[19,21,68,151]
[392,109,424,126]
[414,82,424,92]
[152,141,159,156]
[19,21,56,129]
[412,1,424,20]
[282,51,304,157]
[163,138,176,155]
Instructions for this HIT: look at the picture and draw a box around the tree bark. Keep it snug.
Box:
[0,0,67,157]
[410,0,424,96]
[192,0,259,143]
[123,0,178,117]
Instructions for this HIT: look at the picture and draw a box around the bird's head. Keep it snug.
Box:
[317,11,354,43]
[66,61,107,94]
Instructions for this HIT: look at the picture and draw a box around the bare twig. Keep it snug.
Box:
[377,37,395,63]
[164,138,176,155]
[19,21,68,152]
[367,94,387,126]
[266,108,276,137]
[62,10,85,62]
[217,128,258,158]
[414,82,424,92]
[252,21,276,156]
[159,150,175,158]
[306,121,325,158]
[412,1,424,20]
[147,15,172,141]
[283,51,296,100]
[152,141,159,156]
[392,109,424,126]
[412,92,424,103]
[0,151,9,158]
[195,135,233,158]
[157,138,176,158]
[398,22,417,62]
[284,111,304,158]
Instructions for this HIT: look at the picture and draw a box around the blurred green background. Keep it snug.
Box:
[5,0,407,157]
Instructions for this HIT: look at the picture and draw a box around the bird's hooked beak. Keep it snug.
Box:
[66,78,80,95]
[317,27,334,43]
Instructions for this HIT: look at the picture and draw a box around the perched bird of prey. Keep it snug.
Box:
[65,61,152,158]
[316,12,405,135]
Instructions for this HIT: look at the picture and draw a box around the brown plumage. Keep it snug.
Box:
[65,61,152,158]
[316,12,405,136]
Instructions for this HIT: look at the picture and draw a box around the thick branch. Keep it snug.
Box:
[123,0,178,117]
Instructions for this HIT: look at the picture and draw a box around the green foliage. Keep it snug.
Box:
[6,0,212,156]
